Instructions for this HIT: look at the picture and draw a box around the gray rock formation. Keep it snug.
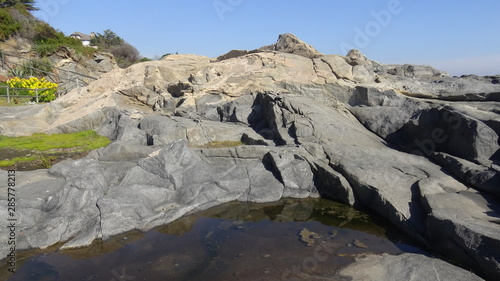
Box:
[0,33,499,280]
[338,253,484,281]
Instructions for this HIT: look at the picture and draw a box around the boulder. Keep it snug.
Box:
[346,49,369,66]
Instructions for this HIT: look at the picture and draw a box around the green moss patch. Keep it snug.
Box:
[0,156,38,167]
[0,130,110,151]
[0,130,110,169]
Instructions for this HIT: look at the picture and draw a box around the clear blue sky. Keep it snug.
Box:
[33,0,500,76]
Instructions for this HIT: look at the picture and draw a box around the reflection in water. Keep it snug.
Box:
[2,198,423,281]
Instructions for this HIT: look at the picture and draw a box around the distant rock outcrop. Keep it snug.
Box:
[257,33,323,58]
[0,33,498,280]
[216,33,323,61]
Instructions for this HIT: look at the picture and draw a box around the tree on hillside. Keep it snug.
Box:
[0,0,38,11]
[91,29,141,68]
[111,43,141,68]
[90,29,124,50]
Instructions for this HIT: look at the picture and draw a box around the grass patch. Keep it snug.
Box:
[194,140,244,149]
[0,155,55,168]
[0,156,37,167]
[0,131,110,169]
[0,130,110,151]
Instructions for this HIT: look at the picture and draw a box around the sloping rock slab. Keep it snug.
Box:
[339,253,484,281]
[420,181,500,280]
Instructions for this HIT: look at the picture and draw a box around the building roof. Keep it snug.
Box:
[70,32,91,41]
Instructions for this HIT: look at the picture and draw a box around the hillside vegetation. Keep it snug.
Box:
[0,4,96,57]
[0,1,142,68]
[90,29,141,68]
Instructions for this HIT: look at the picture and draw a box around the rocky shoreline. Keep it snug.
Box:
[0,34,498,280]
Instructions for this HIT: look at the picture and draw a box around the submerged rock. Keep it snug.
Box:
[299,228,322,247]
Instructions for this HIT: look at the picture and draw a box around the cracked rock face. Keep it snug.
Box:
[0,33,499,280]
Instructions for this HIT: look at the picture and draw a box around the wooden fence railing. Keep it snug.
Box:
[0,86,55,104]
[0,51,98,96]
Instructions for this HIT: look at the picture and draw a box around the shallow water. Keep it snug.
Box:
[2,198,424,281]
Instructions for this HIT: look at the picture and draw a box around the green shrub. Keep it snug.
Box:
[0,8,21,40]
[34,32,96,58]
[8,7,37,40]
[33,21,59,43]
[0,0,38,11]
[0,81,7,95]
[10,66,28,78]
[140,57,153,62]
[91,29,140,68]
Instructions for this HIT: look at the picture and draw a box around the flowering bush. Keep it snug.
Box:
[6,77,58,102]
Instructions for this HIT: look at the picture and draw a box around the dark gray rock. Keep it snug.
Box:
[245,160,285,203]
[138,115,191,145]
[20,159,108,250]
[310,160,356,206]
[219,94,256,124]
[419,183,500,280]
[138,140,207,190]
[114,116,149,145]
[348,87,430,138]
[248,92,298,145]
[432,152,500,196]
[348,87,499,168]
[268,151,316,198]
[97,184,176,238]
[395,108,499,166]
[93,141,157,162]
